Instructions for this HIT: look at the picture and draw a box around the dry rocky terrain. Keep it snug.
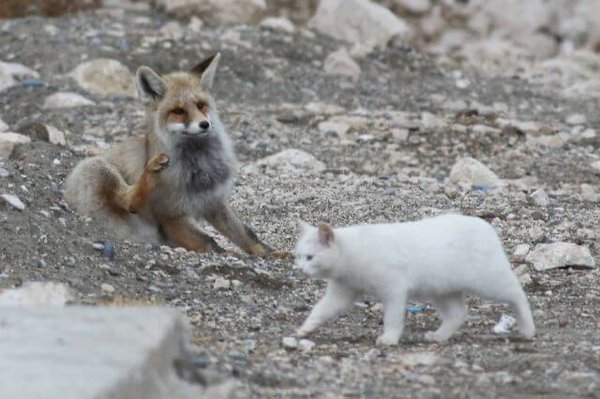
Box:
[0,0,599,398]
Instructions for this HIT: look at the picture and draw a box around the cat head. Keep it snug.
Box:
[293,221,337,279]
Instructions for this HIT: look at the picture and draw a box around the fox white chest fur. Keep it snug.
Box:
[294,214,535,345]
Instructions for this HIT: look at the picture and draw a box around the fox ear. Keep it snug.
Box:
[190,53,221,89]
[136,66,167,101]
[318,224,334,247]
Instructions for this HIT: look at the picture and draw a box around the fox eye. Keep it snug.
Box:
[197,102,208,113]
[171,108,185,115]
[306,255,313,261]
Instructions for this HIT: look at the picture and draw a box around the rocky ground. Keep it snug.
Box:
[1,1,600,398]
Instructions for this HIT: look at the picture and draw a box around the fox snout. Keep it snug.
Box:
[167,117,212,137]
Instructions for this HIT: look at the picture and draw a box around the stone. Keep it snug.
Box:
[592,161,600,174]
[474,0,550,40]
[213,277,231,290]
[0,132,31,158]
[581,184,600,202]
[0,167,8,178]
[42,92,96,109]
[400,352,439,368]
[259,17,295,34]
[0,194,26,210]
[529,189,550,207]
[0,61,39,92]
[323,48,361,79]
[513,244,530,258]
[526,242,596,271]
[100,283,115,294]
[242,149,326,175]
[318,121,350,137]
[565,113,587,125]
[449,157,502,188]
[0,282,74,306]
[158,21,184,41]
[282,336,298,349]
[70,59,136,98]
[394,0,431,15]
[23,123,67,146]
[492,314,516,334]
[298,339,316,352]
[155,0,266,25]
[0,118,8,132]
[0,307,219,399]
[309,0,411,49]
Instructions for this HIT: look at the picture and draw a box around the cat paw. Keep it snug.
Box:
[146,154,170,174]
[376,334,399,346]
[424,331,448,343]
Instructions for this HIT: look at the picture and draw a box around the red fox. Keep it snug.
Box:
[64,53,274,255]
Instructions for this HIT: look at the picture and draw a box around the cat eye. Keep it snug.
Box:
[171,108,185,115]
[306,255,313,261]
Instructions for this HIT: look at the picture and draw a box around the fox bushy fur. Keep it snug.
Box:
[64,54,273,255]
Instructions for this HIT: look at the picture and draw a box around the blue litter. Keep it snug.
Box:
[407,305,423,314]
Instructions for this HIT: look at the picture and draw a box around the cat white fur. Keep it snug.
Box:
[293,214,535,345]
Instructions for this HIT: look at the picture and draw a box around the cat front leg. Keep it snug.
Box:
[376,294,407,346]
[296,281,358,337]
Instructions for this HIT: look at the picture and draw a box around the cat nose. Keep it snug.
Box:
[199,120,210,130]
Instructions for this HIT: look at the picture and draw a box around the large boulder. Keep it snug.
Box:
[69,59,136,98]
[309,0,411,49]
[155,0,266,25]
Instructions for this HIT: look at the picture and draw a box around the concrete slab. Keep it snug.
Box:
[0,306,226,399]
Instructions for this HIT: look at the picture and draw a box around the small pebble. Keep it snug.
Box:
[63,256,76,267]
[213,276,231,290]
[298,339,316,352]
[101,283,115,294]
[36,260,46,268]
[0,167,9,178]
[282,336,298,349]
[1,194,26,210]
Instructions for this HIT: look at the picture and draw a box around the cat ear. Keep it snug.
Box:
[190,53,221,89]
[136,66,167,101]
[318,224,334,247]
[297,220,312,235]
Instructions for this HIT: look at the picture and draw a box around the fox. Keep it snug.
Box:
[64,53,274,255]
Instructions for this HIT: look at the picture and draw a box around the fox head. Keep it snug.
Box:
[136,53,223,146]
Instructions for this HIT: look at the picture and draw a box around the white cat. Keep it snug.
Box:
[293,214,535,345]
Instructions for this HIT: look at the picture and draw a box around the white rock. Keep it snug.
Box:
[0,132,31,159]
[513,244,530,258]
[70,58,136,98]
[394,0,431,15]
[0,61,39,92]
[101,283,115,294]
[323,48,361,79]
[492,314,516,334]
[0,118,8,132]
[318,121,350,137]
[526,242,596,271]
[474,0,550,40]
[1,194,25,210]
[282,336,298,349]
[242,149,326,175]
[565,113,587,125]
[449,157,502,188]
[309,0,411,49]
[259,17,295,34]
[213,277,231,290]
[159,21,184,40]
[420,5,445,38]
[400,352,439,368]
[298,339,316,352]
[529,189,550,207]
[43,92,96,109]
[581,184,600,202]
[155,0,266,24]
[592,161,600,173]
[0,282,74,306]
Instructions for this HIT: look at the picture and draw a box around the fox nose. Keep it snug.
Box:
[199,120,210,130]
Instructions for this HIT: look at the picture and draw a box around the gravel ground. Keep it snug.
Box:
[1,4,599,398]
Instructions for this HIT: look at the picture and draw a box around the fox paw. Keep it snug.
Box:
[146,154,170,174]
